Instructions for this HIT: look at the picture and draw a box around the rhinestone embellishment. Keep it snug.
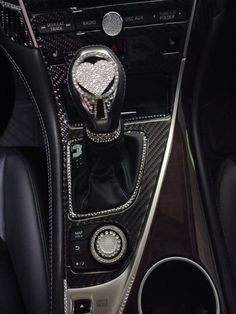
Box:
[90,225,127,264]
[71,51,119,101]
[76,60,116,96]
[86,123,121,143]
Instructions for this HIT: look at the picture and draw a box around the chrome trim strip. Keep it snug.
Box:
[117,57,185,314]
[66,0,197,312]
[138,257,220,314]
[117,0,197,306]
[18,0,38,48]
[64,279,68,314]
[183,0,197,57]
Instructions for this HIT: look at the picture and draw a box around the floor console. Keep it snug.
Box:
[0,0,226,313]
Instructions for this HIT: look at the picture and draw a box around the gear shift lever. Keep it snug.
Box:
[68,46,144,216]
[69,46,125,137]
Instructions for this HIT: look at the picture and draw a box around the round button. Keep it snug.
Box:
[90,225,127,265]
[102,12,123,37]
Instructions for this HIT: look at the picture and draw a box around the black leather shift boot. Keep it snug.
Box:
[72,132,144,215]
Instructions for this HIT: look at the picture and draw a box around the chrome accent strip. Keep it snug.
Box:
[66,1,197,312]
[64,280,68,314]
[121,111,137,115]
[117,57,186,314]
[18,0,38,48]
[0,0,20,11]
[183,0,197,58]
[138,257,220,314]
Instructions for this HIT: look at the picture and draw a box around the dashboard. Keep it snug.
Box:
[0,0,228,314]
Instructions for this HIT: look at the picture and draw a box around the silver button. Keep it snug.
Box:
[102,11,123,37]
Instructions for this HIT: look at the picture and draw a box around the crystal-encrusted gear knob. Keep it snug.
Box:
[90,225,127,265]
[68,46,126,134]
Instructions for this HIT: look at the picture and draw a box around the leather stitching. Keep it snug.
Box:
[0,46,53,314]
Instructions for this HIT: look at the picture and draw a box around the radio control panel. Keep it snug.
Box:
[34,6,188,35]
[29,0,193,122]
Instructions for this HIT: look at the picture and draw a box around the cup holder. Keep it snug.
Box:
[138,257,220,314]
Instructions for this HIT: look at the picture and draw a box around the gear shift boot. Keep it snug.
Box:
[72,132,144,215]
[68,45,146,216]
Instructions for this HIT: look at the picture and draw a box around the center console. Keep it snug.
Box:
[30,0,191,124]
[0,0,226,313]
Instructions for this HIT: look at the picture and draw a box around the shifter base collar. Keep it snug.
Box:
[86,122,121,143]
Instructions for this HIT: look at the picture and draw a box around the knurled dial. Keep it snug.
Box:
[90,225,127,265]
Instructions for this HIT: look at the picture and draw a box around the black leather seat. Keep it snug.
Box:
[217,157,236,283]
[0,149,49,314]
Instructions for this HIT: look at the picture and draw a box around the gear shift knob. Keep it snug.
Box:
[68,46,125,137]
[68,47,144,216]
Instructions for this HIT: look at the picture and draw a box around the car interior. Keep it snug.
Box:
[0,0,235,313]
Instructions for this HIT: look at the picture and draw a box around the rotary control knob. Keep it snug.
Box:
[102,12,123,37]
[90,225,127,265]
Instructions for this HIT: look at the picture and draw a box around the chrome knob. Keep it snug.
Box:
[102,12,123,37]
[90,225,127,265]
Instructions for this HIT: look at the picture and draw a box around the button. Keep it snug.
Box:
[71,255,88,271]
[70,240,88,256]
[74,299,92,314]
[37,21,74,34]
[71,229,85,241]
[43,49,65,65]
[163,35,181,53]
[102,12,123,37]
[75,13,101,31]
[153,9,187,24]
[70,226,94,241]
[71,254,98,272]
[123,12,150,27]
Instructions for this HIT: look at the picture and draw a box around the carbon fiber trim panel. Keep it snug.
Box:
[65,119,170,288]
[0,4,33,46]
[38,22,187,125]
[30,1,188,291]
